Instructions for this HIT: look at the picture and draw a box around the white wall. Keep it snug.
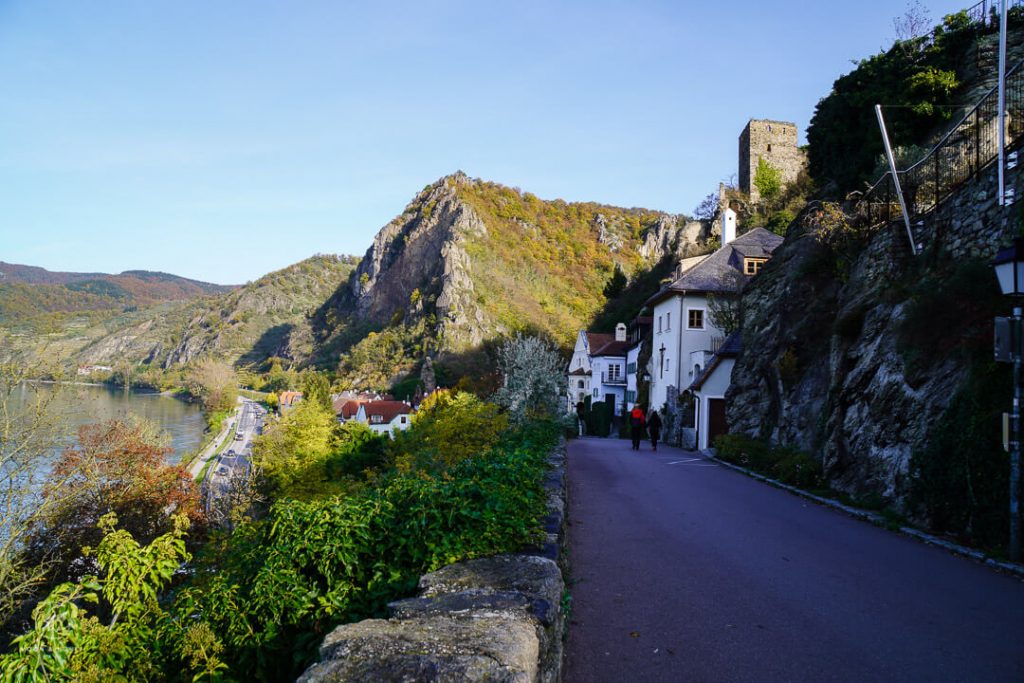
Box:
[649,293,723,412]
[696,357,735,450]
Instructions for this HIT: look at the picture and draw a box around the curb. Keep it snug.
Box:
[699,449,1024,580]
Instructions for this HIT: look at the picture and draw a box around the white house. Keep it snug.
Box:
[624,316,652,411]
[689,331,742,450]
[565,324,630,414]
[645,213,783,420]
[354,400,413,437]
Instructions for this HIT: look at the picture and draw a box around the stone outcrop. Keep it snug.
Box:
[298,442,568,683]
[727,157,1022,501]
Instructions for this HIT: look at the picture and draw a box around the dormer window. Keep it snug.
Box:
[744,258,768,275]
[370,414,384,424]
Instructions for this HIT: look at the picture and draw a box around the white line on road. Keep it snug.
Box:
[666,458,704,464]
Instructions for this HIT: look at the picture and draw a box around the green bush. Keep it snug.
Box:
[169,420,559,681]
[714,434,822,488]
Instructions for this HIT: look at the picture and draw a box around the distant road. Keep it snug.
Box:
[206,399,264,498]
[565,437,1024,682]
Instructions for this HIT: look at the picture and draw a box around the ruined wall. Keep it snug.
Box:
[739,119,807,203]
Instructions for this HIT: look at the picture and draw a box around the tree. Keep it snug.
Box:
[185,359,237,414]
[252,398,342,500]
[24,420,204,584]
[391,390,507,470]
[753,157,783,202]
[602,263,628,299]
[300,369,333,412]
[894,0,931,42]
[492,335,564,423]
[0,357,72,627]
[1,513,201,681]
[692,191,719,221]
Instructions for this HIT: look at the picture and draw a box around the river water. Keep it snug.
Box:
[11,382,207,465]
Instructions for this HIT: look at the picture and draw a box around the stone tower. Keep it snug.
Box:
[738,119,806,203]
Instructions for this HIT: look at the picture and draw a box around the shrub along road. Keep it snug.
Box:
[565,437,1024,682]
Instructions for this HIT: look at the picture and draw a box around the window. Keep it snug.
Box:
[626,390,636,403]
[400,416,407,424]
[665,358,670,372]
[693,363,701,378]
[627,361,636,374]
[767,143,772,153]
[608,364,621,381]
[688,309,705,329]
[370,414,383,424]
[593,388,599,398]
[666,312,671,330]
[577,380,585,388]
[744,258,767,275]
[658,316,662,333]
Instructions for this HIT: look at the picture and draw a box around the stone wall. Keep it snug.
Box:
[726,154,1023,501]
[297,442,568,683]
[739,119,807,203]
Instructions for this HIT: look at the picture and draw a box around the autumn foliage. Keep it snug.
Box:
[25,420,204,581]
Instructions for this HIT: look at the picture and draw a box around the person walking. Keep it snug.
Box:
[648,409,662,451]
[629,404,646,451]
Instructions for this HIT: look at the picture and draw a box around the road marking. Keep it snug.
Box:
[666,458,704,464]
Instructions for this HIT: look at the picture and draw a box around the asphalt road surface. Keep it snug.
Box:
[208,399,262,496]
[565,437,1024,682]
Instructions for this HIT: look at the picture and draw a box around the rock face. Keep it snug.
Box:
[298,442,568,683]
[727,159,1022,501]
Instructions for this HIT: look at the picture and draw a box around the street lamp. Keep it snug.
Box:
[992,237,1024,562]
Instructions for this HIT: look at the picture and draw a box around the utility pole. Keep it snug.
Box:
[875,105,919,255]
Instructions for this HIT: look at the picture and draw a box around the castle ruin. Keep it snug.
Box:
[738,119,806,203]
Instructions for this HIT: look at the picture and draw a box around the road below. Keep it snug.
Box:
[564,437,1024,682]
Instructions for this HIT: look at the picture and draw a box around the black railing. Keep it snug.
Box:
[860,59,1024,229]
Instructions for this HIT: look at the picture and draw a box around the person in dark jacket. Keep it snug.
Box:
[648,409,663,451]
[629,405,646,451]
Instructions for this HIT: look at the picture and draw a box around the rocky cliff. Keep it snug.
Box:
[311,172,712,382]
[727,157,1022,510]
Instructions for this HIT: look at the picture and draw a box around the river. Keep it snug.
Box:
[11,382,207,465]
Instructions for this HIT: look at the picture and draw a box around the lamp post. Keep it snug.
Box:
[992,238,1024,562]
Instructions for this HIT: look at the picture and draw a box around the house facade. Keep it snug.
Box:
[355,400,413,437]
[565,324,629,414]
[645,216,783,434]
[689,332,741,450]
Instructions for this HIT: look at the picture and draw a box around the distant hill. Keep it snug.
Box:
[71,254,360,369]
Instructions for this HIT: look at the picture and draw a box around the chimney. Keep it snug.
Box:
[721,207,737,245]
[615,322,627,342]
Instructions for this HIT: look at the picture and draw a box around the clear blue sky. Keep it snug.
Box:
[0,0,973,284]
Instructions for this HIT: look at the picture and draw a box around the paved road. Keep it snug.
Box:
[565,437,1024,682]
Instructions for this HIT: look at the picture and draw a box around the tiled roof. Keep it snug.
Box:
[333,398,363,419]
[646,228,783,305]
[567,368,592,376]
[591,340,629,357]
[363,400,412,424]
[586,332,614,350]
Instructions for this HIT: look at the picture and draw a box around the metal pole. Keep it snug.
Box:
[1012,305,1022,562]
[999,0,1008,205]
[875,104,919,255]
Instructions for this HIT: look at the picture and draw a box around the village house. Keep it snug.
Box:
[565,324,630,415]
[333,393,412,437]
[645,211,782,439]
[688,331,742,450]
[624,315,652,411]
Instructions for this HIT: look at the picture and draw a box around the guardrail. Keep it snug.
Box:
[860,58,1024,228]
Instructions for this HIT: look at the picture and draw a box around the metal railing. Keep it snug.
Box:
[962,0,1023,27]
[601,371,626,386]
[860,59,1024,229]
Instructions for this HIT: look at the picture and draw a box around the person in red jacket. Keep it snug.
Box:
[629,405,646,451]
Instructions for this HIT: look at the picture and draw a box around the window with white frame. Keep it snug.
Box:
[593,388,599,398]
[666,312,671,330]
[658,316,662,333]
[687,308,705,330]
[608,364,621,381]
